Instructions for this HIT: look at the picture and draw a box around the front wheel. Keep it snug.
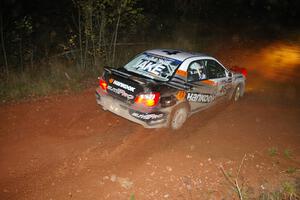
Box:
[169,105,188,130]
[232,84,242,102]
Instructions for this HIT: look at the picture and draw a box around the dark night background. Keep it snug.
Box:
[0,0,299,99]
[2,0,299,39]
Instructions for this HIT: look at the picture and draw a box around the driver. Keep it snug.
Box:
[190,62,206,80]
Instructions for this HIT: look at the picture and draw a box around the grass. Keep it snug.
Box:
[285,167,298,174]
[282,181,299,199]
[246,181,299,200]
[0,45,149,103]
[130,193,135,200]
[258,181,299,199]
[220,153,300,200]
[284,149,293,159]
[268,147,278,157]
[0,59,101,102]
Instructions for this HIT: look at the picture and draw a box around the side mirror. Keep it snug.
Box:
[228,72,233,77]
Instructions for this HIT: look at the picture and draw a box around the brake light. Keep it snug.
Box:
[135,92,160,107]
[241,68,247,77]
[99,79,108,91]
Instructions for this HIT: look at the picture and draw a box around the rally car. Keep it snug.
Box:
[95,49,246,130]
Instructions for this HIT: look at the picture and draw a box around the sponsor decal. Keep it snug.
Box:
[130,110,165,121]
[219,84,232,95]
[176,90,186,100]
[111,80,135,92]
[175,69,187,77]
[137,59,166,75]
[107,85,134,100]
[186,92,215,103]
[218,80,232,95]
[221,79,232,84]
[201,80,217,86]
[134,54,180,77]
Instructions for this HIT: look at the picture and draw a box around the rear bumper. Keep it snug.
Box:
[95,87,170,128]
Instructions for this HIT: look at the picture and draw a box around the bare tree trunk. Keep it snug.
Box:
[97,12,104,52]
[83,32,89,71]
[19,39,23,72]
[112,11,121,67]
[0,14,8,78]
[90,8,96,67]
[100,15,110,65]
[78,8,83,70]
[96,14,101,66]
[30,48,34,71]
[108,27,115,65]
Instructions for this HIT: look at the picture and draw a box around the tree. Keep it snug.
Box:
[14,16,33,72]
[71,0,144,70]
[0,13,8,78]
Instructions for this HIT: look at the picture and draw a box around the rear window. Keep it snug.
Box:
[124,53,182,81]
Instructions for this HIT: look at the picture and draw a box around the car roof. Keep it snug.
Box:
[145,49,211,62]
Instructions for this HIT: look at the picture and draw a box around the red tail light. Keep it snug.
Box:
[99,78,108,91]
[135,92,160,107]
[241,68,247,77]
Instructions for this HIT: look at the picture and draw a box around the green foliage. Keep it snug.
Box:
[284,149,293,159]
[268,147,278,157]
[0,0,145,101]
[282,181,298,199]
[259,191,283,200]
[15,16,33,38]
[130,193,135,200]
[258,181,299,200]
[70,0,144,69]
[285,167,298,174]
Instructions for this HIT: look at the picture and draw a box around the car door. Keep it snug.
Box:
[186,60,218,112]
[205,59,233,101]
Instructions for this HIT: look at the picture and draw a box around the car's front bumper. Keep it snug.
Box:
[95,87,170,128]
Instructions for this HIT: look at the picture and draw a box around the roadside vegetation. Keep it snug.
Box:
[220,153,299,200]
[0,0,145,101]
[1,0,299,102]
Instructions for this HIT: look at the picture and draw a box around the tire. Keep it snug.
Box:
[232,84,242,102]
[169,104,188,130]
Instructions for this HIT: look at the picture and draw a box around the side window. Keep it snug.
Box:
[206,60,226,79]
[187,60,207,82]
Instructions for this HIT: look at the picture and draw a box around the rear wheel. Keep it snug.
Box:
[170,104,188,130]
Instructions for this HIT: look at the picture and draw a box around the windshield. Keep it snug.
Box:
[124,53,182,81]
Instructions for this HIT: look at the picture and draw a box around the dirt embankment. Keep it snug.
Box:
[0,43,300,199]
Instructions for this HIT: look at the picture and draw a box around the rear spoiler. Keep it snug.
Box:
[103,67,146,85]
[104,68,130,78]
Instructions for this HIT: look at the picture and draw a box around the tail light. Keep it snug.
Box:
[135,92,160,107]
[99,78,108,91]
[240,68,247,77]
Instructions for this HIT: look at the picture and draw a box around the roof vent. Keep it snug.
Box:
[162,50,181,55]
